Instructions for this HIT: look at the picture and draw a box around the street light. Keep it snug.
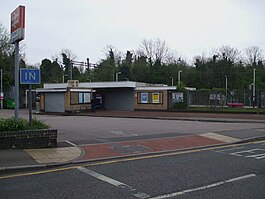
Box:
[0,69,3,109]
[225,75,228,104]
[170,76,174,86]
[116,72,121,81]
[253,68,256,108]
[178,70,182,86]
[63,74,68,83]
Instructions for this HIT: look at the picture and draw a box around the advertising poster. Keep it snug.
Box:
[172,92,184,103]
[152,93,160,103]
[141,92,148,103]
[84,93,91,103]
[79,93,84,103]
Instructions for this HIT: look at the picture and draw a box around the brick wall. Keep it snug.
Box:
[0,129,57,149]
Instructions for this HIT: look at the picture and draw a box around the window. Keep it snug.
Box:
[71,92,91,105]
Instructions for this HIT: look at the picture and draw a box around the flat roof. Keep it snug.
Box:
[37,89,67,93]
[135,86,176,91]
[43,81,167,89]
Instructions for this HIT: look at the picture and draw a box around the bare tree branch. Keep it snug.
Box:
[213,45,242,63]
[137,38,170,64]
[245,46,263,66]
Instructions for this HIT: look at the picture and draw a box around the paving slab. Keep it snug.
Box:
[25,147,82,164]
[200,132,241,143]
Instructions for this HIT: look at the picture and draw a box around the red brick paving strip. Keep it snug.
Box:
[81,144,121,159]
[120,135,223,151]
[81,135,223,160]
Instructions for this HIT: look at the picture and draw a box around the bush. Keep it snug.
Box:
[0,117,50,132]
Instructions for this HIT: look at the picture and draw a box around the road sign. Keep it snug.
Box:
[0,92,3,100]
[20,68,41,84]
[11,5,25,44]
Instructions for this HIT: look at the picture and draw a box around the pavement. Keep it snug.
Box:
[0,110,265,174]
[67,110,265,123]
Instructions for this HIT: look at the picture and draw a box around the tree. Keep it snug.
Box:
[40,59,63,83]
[94,60,115,81]
[213,45,241,63]
[245,46,263,66]
[108,48,115,67]
[101,45,122,67]
[137,38,170,65]
[52,48,77,62]
[94,46,122,81]
[0,24,15,93]
[72,66,81,80]
[62,53,71,78]
[118,51,133,81]
[51,48,78,80]
[0,24,13,56]
[131,55,150,82]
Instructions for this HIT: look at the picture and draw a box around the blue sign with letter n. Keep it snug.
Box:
[20,68,41,84]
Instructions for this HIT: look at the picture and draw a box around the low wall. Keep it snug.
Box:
[0,129,57,149]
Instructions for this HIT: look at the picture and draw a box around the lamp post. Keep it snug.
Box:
[116,72,121,81]
[170,76,173,86]
[253,68,256,108]
[63,74,68,83]
[0,69,3,109]
[178,70,182,86]
[225,75,228,105]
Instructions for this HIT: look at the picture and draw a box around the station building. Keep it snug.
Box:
[36,80,193,113]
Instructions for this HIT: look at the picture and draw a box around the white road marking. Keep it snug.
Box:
[149,174,256,199]
[110,130,126,136]
[214,146,244,153]
[77,166,150,199]
[65,140,77,147]
[246,154,265,159]
[230,149,265,157]
[110,131,138,137]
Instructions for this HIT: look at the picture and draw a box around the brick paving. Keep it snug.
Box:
[80,135,223,160]
[63,110,265,161]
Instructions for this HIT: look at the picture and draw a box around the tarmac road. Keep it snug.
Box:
[1,141,264,199]
[1,109,265,146]
[1,109,265,185]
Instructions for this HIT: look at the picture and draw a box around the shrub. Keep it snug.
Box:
[0,117,50,132]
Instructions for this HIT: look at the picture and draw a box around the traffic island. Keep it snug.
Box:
[0,129,57,149]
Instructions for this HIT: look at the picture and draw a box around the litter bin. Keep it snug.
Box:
[6,99,15,109]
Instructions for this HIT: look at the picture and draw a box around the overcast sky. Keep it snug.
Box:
[1,0,265,65]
